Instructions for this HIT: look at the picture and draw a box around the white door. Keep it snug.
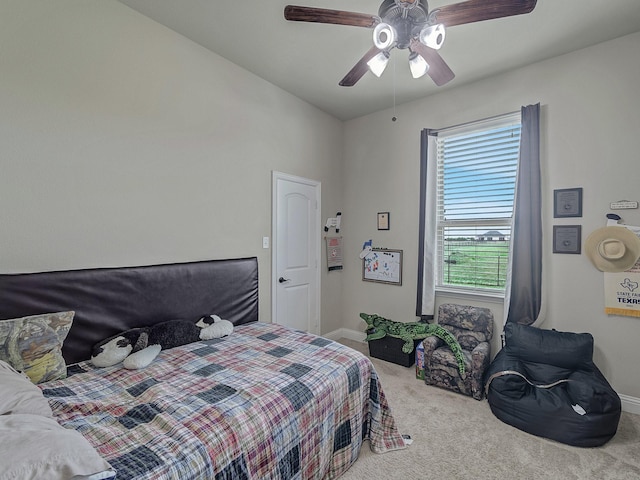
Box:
[272,172,321,334]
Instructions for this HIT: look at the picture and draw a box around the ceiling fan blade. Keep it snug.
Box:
[409,39,455,86]
[339,46,382,87]
[431,0,537,28]
[284,5,379,28]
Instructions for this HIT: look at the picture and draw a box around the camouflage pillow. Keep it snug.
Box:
[0,311,74,384]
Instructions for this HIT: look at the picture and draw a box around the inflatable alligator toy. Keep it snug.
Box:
[360,312,466,375]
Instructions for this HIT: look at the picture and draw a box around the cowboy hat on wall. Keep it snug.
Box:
[585,226,640,273]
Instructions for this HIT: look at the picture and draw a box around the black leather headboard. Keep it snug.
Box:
[0,257,259,364]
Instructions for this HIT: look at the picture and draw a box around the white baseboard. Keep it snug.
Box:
[323,328,640,416]
[620,394,640,415]
[323,327,366,343]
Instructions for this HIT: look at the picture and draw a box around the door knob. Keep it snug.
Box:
[278,277,290,283]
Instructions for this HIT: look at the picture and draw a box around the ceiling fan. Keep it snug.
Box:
[284,0,537,87]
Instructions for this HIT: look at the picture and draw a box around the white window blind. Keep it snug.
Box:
[436,116,521,292]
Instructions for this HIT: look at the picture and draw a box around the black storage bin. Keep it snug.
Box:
[368,336,420,367]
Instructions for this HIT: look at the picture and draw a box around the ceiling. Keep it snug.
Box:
[116,0,640,121]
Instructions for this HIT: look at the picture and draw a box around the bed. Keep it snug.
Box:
[0,257,405,479]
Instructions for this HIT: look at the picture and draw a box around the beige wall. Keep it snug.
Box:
[0,0,344,333]
[342,32,640,398]
[2,1,639,401]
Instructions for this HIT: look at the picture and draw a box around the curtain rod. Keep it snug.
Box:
[429,109,520,136]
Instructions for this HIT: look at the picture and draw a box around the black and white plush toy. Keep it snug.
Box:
[90,315,233,370]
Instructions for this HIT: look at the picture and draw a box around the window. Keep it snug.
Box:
[435,114,521,293]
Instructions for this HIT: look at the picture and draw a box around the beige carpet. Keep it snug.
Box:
[338,338,640,480]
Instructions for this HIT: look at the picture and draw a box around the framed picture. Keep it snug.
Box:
[553,225,582,254]
[377,212,390,230]
[554,188,583,218]
[362,248,402,285]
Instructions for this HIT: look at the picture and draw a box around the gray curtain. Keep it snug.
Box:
[416,129,437,319]
[504,103,543,326]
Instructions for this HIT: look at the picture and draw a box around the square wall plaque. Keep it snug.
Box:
[554,188,583,218]
[553,225,582,254]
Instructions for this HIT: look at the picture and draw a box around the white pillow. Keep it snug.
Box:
[0,359,53,417]
[0,414,115,480]
[72,472,118,480]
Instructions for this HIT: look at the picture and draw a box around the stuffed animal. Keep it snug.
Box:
[360,312,466,375]
[195,315,234,339]
[90,315,233,370]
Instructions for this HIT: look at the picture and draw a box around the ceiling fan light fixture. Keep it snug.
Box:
[367,51,390,77]
[285,0,538,88]
[409,52,429,78]
[372,22,396,50]
[419,23,446,50]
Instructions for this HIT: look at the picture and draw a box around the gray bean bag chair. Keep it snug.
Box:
[484,323,621,447]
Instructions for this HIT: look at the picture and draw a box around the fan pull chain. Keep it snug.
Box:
[392,52,397,122]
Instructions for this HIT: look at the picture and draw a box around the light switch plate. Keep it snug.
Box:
[262,237,270,249]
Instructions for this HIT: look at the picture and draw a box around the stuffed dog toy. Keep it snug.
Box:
[91,315,233,370]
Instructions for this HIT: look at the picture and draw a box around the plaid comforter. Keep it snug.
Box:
[40,322,405,479]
